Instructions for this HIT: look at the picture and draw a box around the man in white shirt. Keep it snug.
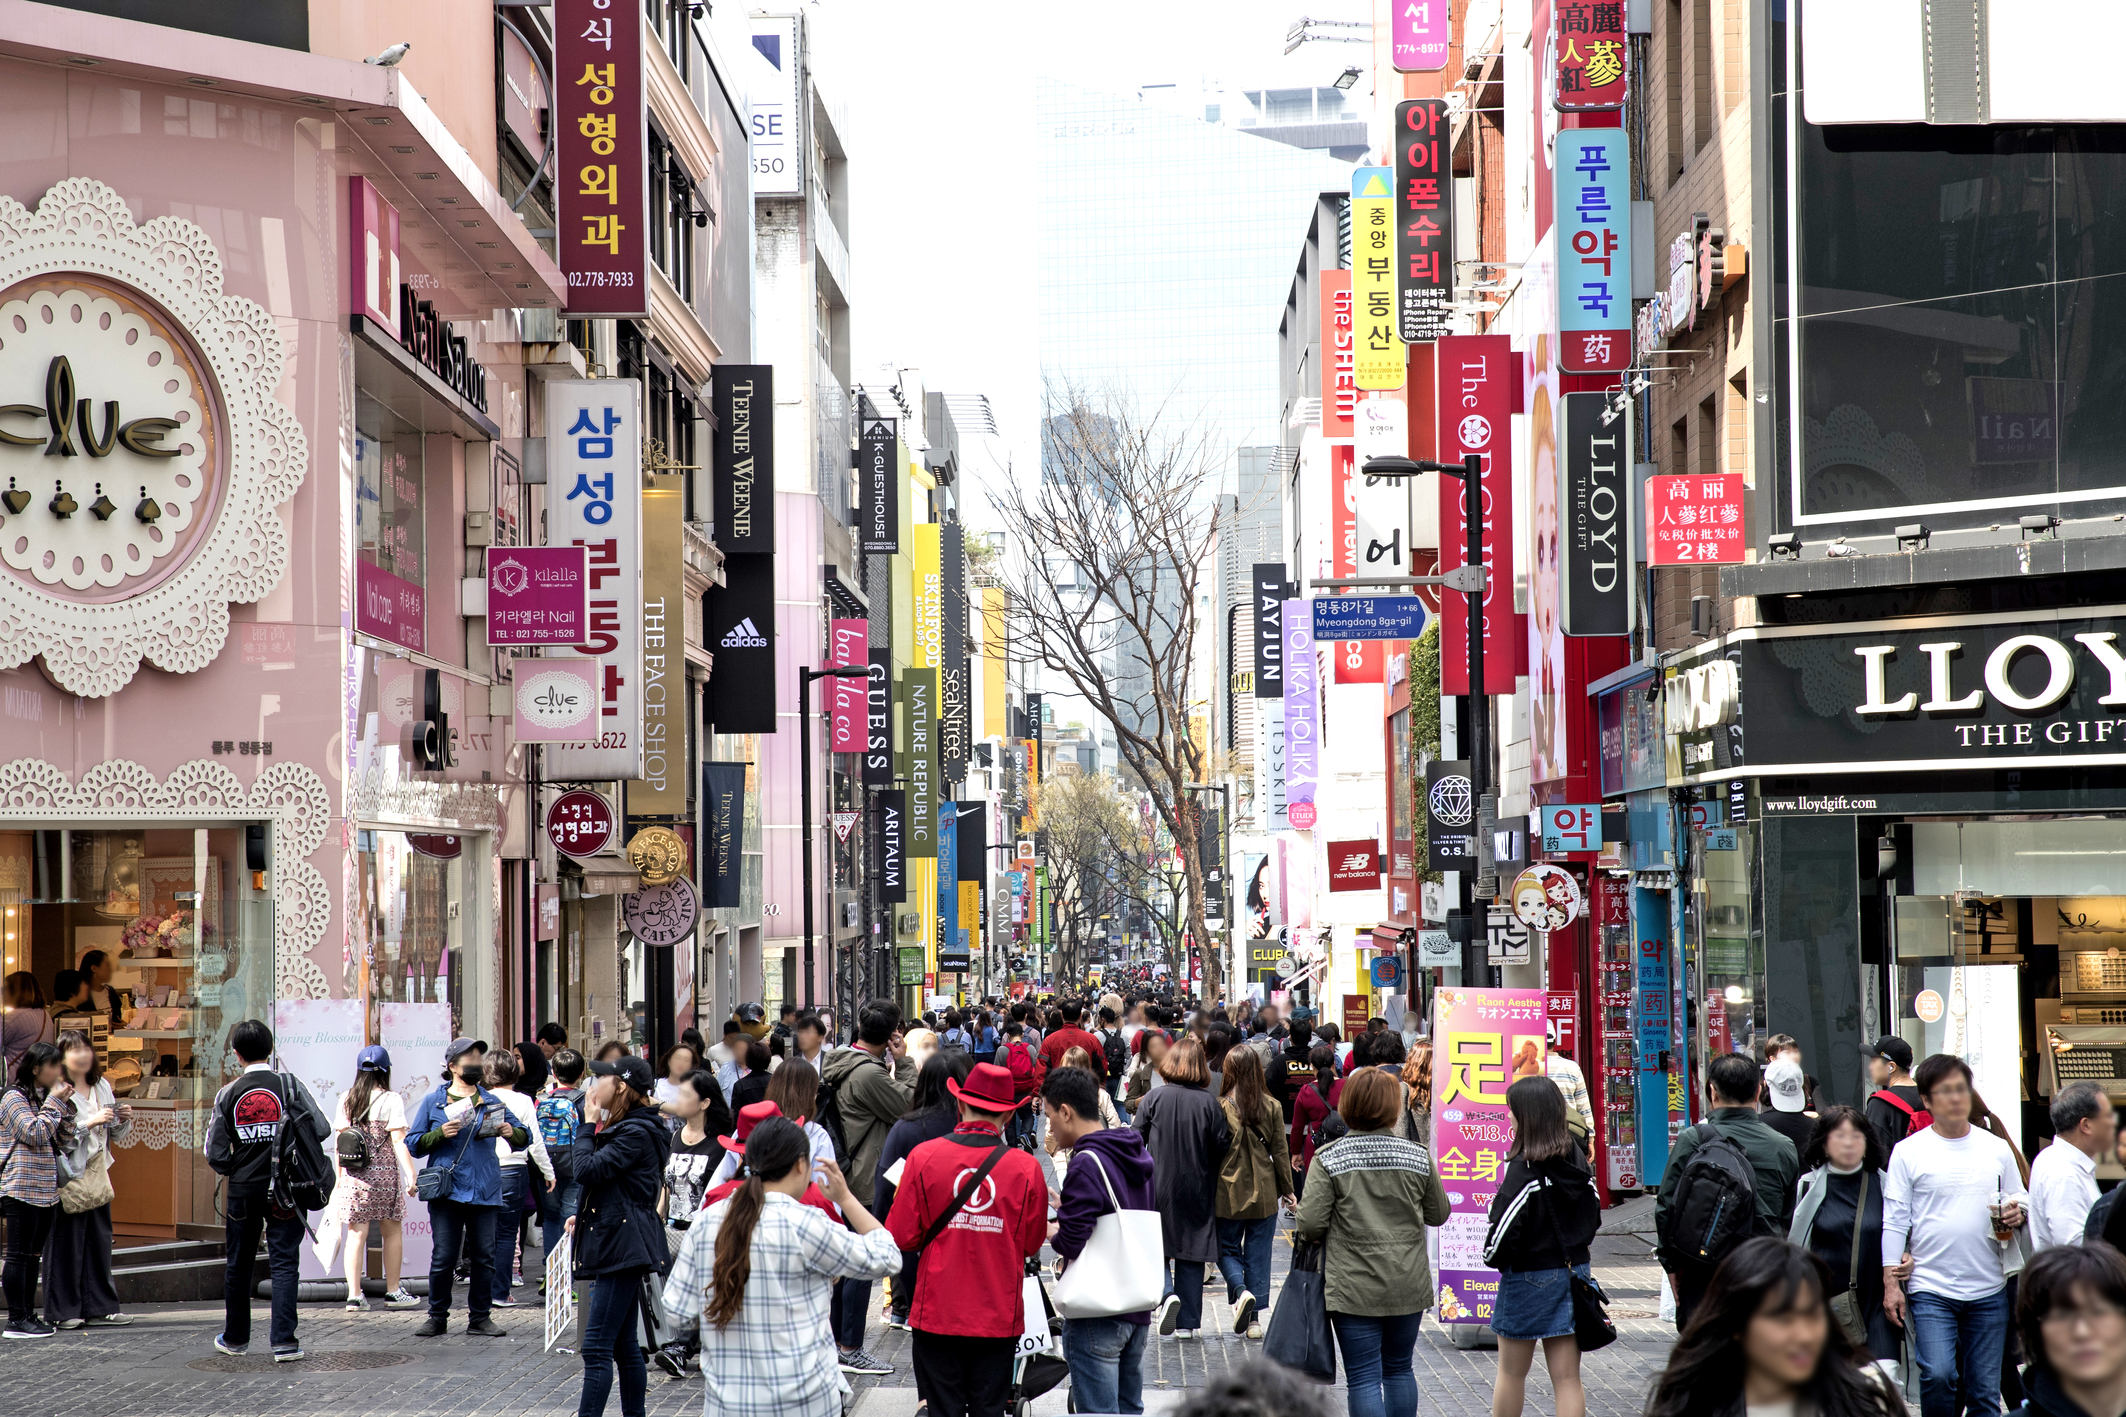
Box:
[2029,1080,2114,1250]
[1882,1053,2028,1417]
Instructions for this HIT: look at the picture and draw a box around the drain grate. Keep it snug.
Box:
[188,1350,418,1373]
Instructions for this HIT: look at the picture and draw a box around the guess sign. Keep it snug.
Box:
[545,788,616,859]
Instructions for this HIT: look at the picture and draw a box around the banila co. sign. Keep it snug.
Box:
[1678,608,2126,779]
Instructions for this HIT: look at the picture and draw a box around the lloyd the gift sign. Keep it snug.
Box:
[545,379,644,778]
[1559,391,1632,635]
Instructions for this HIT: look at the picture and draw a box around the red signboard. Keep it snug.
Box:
[1552,0,1628,111]
[828,618,867,751]
[348,176,400,337]
[1330,446,1383,683]
[1326,839,1382,891]
[1318,269,1356,439]
[356,558,424,655]
[1546,989,1578,1061]
[1436,335,1522,695]
[1646,473,1746,566]
[545,788,616,859]
[555,0,648,317]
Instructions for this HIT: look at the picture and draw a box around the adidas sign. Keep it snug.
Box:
[721,617,768,649]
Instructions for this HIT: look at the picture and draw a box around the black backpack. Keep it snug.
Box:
[1308,1081,1348,1153]
[1100,1029,1129,1083]
[815,1055,881,1170]
[269,1074,338,1213]
[1658,1121,1761,1270]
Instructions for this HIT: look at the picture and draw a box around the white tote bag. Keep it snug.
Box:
[1050,1152,1166,1319]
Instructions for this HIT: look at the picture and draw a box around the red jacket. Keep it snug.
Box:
[1036,1025,1105,1087]
[702,1174,841,1222]
[883,1121,1048,1337]
[1289,1075,1345,1172]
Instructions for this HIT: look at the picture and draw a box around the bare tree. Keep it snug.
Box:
[995,386,1224,1001]
[1035,771,1140,986]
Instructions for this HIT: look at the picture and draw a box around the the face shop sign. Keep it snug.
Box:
[1719,611,2126,776]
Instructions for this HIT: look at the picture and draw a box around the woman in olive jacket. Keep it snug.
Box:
[1215,1046,1293,1339]
[1293,1067,1450,1417]
[1134,1037,1231,1340]
[567,1057,674,1416]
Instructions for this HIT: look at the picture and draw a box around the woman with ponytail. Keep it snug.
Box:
[663,1116,898,1417]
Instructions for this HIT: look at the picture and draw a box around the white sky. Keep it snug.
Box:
[806,0,1371,529]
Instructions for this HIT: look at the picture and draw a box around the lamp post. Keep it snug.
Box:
[798,664,869,1010]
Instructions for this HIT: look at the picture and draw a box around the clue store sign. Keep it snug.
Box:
[1556,130,1631,375]
[545,379,644,778]
[555,0,648,316]
[514,661,600,742]
[1559,391,1632,635]
[486,546,588,645]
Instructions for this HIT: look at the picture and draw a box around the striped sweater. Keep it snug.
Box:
[0,1086,77,1207]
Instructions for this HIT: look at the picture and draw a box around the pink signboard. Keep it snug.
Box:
[829,618,867,752]
[1392,0,1450,72]
[486,545,589,646]
[1431,986,1549,1326]
[513,660,600,743]
[357,558,424,654]
[1646,472,1746,566]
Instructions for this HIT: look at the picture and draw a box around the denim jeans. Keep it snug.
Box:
[1064,1315,1148,1414]
[1217,1215,1276,1305]
[577,1269,649,1417]
[1909,1286,2011,1417]
[427,1200,498,1322]
[1165,1259,1205,1330]
[1331,1310,1426,1417]
[831,1276,873,1349]
[493,1167,528,1298]
[222,1186,304,1349]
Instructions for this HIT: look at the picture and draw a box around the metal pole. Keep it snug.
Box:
[1465,452,1486,805]
[800,667,816,1010]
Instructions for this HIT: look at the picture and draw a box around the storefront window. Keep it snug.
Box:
[352,830,470,1043]
[355,397,426,582]
[1691,819,1761,1063]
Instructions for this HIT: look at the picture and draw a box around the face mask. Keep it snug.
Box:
[458,1064,484,1086]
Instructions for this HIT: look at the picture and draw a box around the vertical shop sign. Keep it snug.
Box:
[864,647,893,786]
[906,668,937,859]
[702,552,775,733]
[1432,987,1548,1325]
[1252,564,1288,697]
[348,176,401,336]
[1353,396,1412,578]
[1392,0,1450,70]
[700,762,746,908]
[546,379,644,777]
[1635,885,1673,1183]
[859,414,898,554]
[1436,336,1519,695]
[936,803,964,970]
[1556,129,1632,374]
[828,619,867,751]
[1560,391,1633,635]
[1282,599,1319,828]
[941,522,969,785]
[877,790,906,904]
[1395,100,1453,342]
[1552,0,1629,111]
[1330,443,1384,684]
[1425,760,1478,872]
[555,0,648,317]
[1256,700,1287,832]
[1351,167,1404,390]
[709,364,773,552]
[914,523,942,674]
[627,468,685,814]
[1318,270,1356,438]
[746,15,802,196]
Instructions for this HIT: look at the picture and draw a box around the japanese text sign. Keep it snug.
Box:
[1552,0,1629,111]
[1557,129,1632,374]
[1351,167,1404,390]
[1432,988,1548,1325]
[545,379,644,778]
[1392,0,1450,71]
[1539,805,1602,854]
[1318,270,1356,438]
[1646,472,1745,565]
[487,546,588,647]
[556,0,648,316]
[1395,100,1453,342]
[1436,335,1521,695]
[829,619,867,752]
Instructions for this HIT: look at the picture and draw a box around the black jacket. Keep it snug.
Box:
[874,1105,959,1216]
[2013,1366,2126,1417]
[1481,1151,1602,1272]
[1133,1080,1232,1264]
[206,1068,330,1194]
[571,1108,672,1277]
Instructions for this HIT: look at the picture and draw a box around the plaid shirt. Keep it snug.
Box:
[1547,1055,1595,1138]
[663,1191,899,1417]
[0,1086,76,1206]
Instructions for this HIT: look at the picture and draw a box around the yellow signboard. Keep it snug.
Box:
[1351,166,1406,390]
[913,523,942,671]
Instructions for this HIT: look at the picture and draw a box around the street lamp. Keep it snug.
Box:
[798,664,869,1010]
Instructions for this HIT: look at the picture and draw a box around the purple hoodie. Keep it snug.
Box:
[1054,1127,1158,1324]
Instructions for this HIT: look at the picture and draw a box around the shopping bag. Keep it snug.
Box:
[310,1207,345,1272]
[1261,1241,1336,1382]
[1015,1273,1054,1357]
[1051,1154,1166,1319]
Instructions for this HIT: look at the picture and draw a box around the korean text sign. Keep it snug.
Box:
[1557,130,1631,374]
[1395,100,1453,343]
[1552,0,1628,111]
[1393,0,1450,70]
[545,379,644,778]
[1351,167,1404,390]
[555,0,648,316]
[1432,988,1548,1325]
[1646,473,1745,565]
[486,546,588,646]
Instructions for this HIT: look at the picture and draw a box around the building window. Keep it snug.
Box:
[646,127,697,302]
[645,0,691,83]
[355,395,425,583]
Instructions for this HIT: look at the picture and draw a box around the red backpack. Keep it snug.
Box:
[1872,1089,1932,1139]
[1004,1040,1038,1098]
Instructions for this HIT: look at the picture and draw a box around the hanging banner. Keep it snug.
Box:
[877,790,907,905]
[514,660,601,743]
[863,647,894,786]
[956,801,988,881]
[1351,167,1404,390]
[1395,99,1452,342]
[859,414,899,554]
[1253,563,1289,698]
[1426,759,1478,872]
[703,552,776,733]
[629,468,686,815]
[709,364,773,552]
[1392,0,1450,71]
[1319,269,1356,438]
[485,546,588,647]
[700,763,746,909]
[1432,987,1549,1326]
[1560,391,1633,635]
[829,619,867,752]
[906,668,937,859]
[1256,698,1287,832]
[1354,394,1412,579]
[1436,335,1520,696]
[937,803,963,970]
[1556,129,1632,374]
[1282,599,1320,829]
[1551,0,1629,111]
[1330,442,1380,685]
[546,378,644,778]
[941,522,970,786]
[555,0,648,316]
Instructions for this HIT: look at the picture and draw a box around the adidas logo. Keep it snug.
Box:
[721,617,768,649]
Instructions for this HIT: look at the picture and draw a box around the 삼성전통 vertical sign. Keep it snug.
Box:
[556,0,648,317]
[1351,167,1404,390]
[1432,987,1548,1325]
[545,379,643,778]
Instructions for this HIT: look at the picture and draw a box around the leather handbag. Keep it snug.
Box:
[1051,1152,1165,1318]
[1826,1171,1871,1347]
[1542,1176,1615,1352]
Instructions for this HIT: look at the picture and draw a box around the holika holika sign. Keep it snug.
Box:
[1676,608,2126,779]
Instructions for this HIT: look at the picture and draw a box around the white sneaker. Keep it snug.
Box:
[1232,1290,1257,1334]
[1155,1294,1181,1337]
[1176,1328,1198,1341]
[381,1290,422,1309]
[1247,1321,1263,1341]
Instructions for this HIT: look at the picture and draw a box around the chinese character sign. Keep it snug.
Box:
[1351,168,1405,390]
[1395,100,1453,343]
[1393,0,1450,71]
[556,0,648,316]
[546,379,644,778]
[1557,130,1631,374]
[1432,987,1549,1325]
[1646,472,1745,566]
[1318,270,1356,438]
[1553,0,1628,111]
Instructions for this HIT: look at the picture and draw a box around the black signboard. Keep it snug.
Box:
[941,521,969,785]
[1560,390,1631,637]
[1425,759,1478,872]
[700,762,746,908]
[710,364,772,552]
[1394,99,1453,343]
[876,790,906,904]
[955,800,986,881]
[703,554,775,732]
[863,647,893,786]
[1253,563,1288,698]
[859,415,898,554]
[1025,691,1043,739]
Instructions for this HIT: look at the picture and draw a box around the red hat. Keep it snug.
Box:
[947,1062,1017,1113]
[718,1099,784,1154]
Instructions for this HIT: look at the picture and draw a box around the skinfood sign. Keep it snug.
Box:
[1675,607,2126,779]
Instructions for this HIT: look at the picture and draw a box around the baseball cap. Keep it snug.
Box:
[1765,1059,1806,1113]
[444,1037,488,1064]
[356,1044,392,1072]
[1863,1035,1914,1071]
[588,1053,654,1095]
[738,1003,765,1023]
